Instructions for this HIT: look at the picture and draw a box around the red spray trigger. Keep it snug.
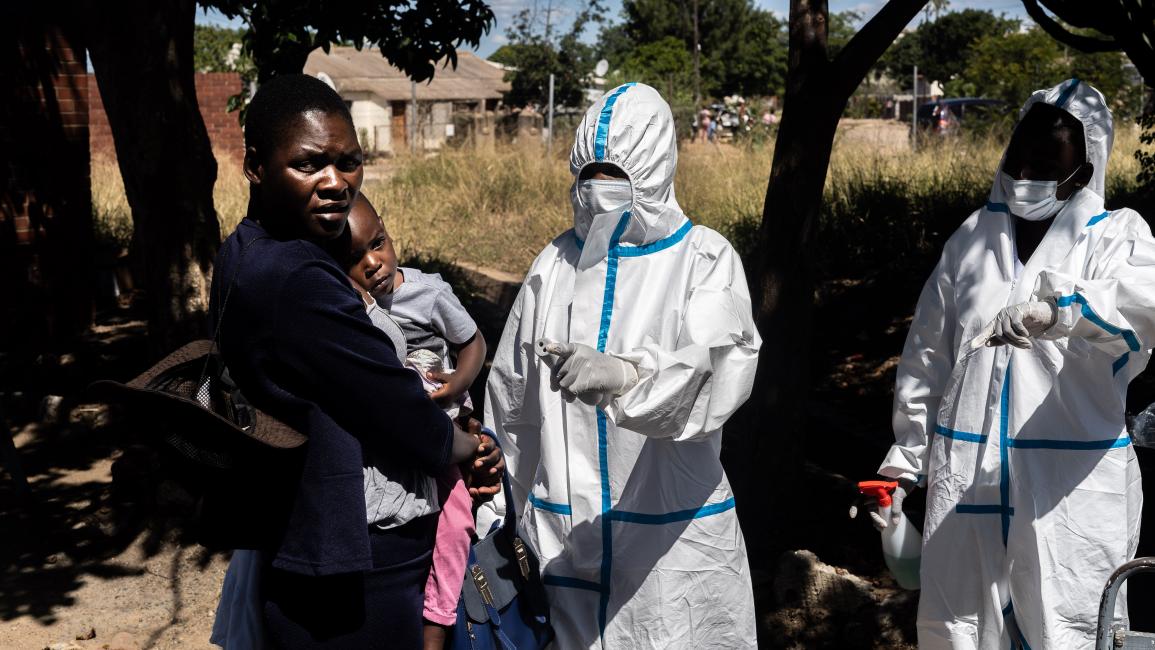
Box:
[858,480,898,508]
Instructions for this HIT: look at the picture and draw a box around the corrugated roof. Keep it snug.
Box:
[304,47,510,102]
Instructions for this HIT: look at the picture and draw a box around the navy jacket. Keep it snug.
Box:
[211,218,453,576]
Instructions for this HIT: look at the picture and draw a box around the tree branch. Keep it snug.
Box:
[1036,0,1114,32]
[831,0,927,102]
[1022,0,1121,53]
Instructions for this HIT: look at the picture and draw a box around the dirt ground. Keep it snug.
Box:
[0,436,230,650]
[834,119,912,153]
[0,317,232,650]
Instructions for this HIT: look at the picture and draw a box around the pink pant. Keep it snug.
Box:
[423,465,474,625]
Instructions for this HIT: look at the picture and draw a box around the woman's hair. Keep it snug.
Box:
[244,73,354,159]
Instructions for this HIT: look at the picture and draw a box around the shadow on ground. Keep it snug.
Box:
[0,306,224,629]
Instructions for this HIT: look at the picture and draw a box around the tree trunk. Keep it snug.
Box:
[85,0,221,353]
[0,16,95,350]
[732,0,928,565]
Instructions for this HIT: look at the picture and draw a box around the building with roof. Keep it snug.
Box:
[304,46,510,155]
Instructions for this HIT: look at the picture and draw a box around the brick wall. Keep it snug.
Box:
[0,23,95,342]
[88,71,244,161]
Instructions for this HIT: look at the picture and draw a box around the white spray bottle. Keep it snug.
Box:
[858,480,922,590]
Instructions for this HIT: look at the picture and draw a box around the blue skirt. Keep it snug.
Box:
[262,514,437,649]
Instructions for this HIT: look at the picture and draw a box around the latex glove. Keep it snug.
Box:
[985,300,1057,349]
[850,481,914,531]
[548,341,639,397]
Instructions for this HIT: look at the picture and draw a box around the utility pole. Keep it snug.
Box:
[410,80,418,154]
[911,64,918,152]
[547,73,555,156]
[544,0,554,41]
[692,0,701,107]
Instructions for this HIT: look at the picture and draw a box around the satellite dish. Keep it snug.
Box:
[315,72,336,91]
[594,59,609,77]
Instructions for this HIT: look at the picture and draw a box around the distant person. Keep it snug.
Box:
[707,114,718,142]
[209,73,500,649]
[698,105,712,142]
[860,79,1155,648]
[933,101,959,136]
[480,82,762,648]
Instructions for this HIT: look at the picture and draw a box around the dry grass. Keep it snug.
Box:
[90,122,1148,276]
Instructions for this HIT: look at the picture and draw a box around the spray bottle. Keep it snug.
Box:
[857,480,922,590]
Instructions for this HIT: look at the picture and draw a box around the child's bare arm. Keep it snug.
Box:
[428,330,487,406]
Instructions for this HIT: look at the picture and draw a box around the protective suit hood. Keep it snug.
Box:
[990,78,1114,203]
[570,83,686,264]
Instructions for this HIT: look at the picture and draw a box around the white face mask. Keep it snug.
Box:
[999,167,1080,221]
[573,178,632,270]
[575,179,632,235]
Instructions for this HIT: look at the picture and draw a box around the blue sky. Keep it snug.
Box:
[198,0,1030,59]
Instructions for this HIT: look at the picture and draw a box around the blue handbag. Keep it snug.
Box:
[451,432,554,650]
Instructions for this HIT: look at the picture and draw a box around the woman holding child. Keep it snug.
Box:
[209,74,499,649]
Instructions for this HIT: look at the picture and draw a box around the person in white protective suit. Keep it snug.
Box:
[478,82,762,649]
[869,78,1155,649]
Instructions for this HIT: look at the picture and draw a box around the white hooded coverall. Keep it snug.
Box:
[881,79,1155,649]
[480,83,761,649]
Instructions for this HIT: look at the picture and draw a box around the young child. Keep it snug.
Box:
[342,194,487,649]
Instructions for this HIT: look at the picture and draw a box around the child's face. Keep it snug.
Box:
[245,110,364,241]
[346,201,398,300]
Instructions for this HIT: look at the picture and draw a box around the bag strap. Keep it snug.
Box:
[197,234,268,387]
[482,600,518,650]
[482,427,518,535]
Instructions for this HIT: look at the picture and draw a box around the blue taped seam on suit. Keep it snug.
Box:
[1087,211,1109,227]
[528,494,573,515]
[935,424,988,443]
[999,362,1012,547]
[527,498,736,524]
[596,407,612,635]
[543,575,605,593]
[936,424,1128,450]
[1008,436,1130,450]
[987,201,1010,214]
[616,220,692,257]
[594,83,636,161]
[1055,78,1080,109]
[608,498,736,524]
[593,209,631,638]
[956,504,1015,515]
[573,218,692,258]
[596,213,632,353]
[1055,293,1142,351]
[1114,352,1130,375]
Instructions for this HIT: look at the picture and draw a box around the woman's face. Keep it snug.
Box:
[245,110,364,240]
[1002,106,1088,201]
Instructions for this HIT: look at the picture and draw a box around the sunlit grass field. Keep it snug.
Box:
[91,122,1146,277]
